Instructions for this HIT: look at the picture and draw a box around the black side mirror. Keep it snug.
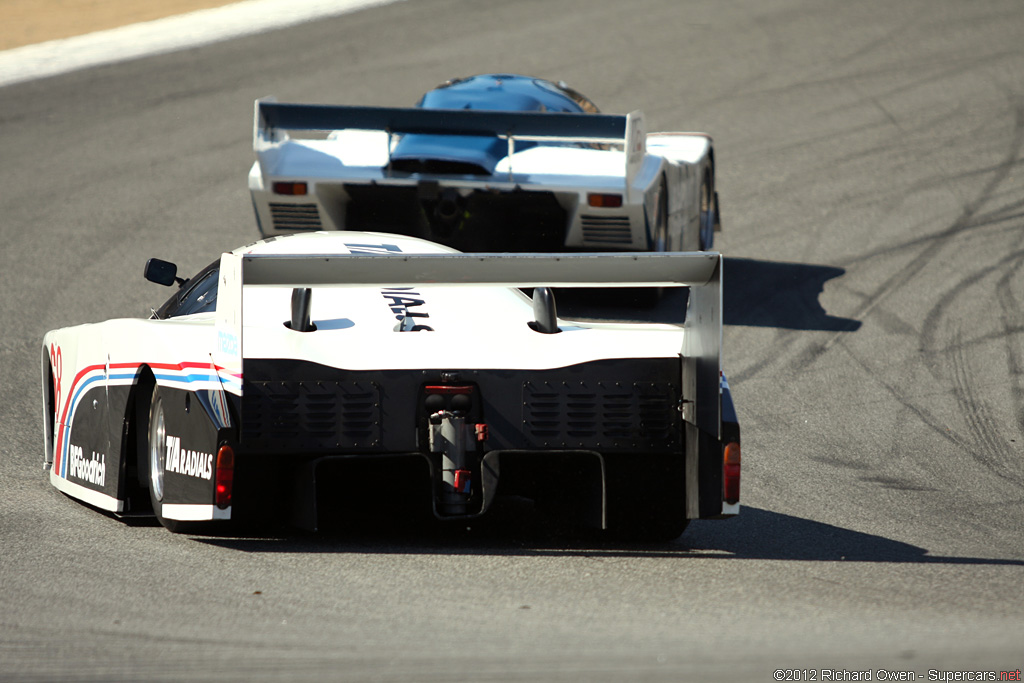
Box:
[144,258,184,287]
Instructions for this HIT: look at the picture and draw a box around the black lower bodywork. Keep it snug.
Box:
[50,354,736,541]
[220,357,733,539]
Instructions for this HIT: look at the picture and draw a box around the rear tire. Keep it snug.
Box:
[651,175,669,253]
[632,175,669,307]
[146,386,191,533]
[699,175,715,251]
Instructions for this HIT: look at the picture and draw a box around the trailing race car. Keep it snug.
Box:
[249,74,721,254]
[41,231,740,540]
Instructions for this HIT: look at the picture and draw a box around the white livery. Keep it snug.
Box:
[42,231,740,539]
[248,74,721,255]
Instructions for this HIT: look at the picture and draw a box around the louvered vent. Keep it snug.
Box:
[270,203,322,231]
[522,380,679,451]
[580,215,633,245]
[242,380,381,452]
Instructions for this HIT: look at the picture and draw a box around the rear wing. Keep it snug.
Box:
[253,98,646,183]
[214,250,722,438]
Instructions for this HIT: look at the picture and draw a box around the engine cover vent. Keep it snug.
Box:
[242,380,381,452]
[580,215,633,245]
[269,203,322,232]
[522,380,679,452]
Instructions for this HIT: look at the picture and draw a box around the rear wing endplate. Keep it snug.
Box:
[214,250,722,438]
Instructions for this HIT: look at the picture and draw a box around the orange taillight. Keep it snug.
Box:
[587,193,623,208]
[272,181,308,196]
[723,441,741,505]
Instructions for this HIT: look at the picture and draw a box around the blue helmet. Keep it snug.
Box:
[389,74,600,175]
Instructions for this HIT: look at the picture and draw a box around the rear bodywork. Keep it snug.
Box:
[42,232,739,536]
[249,74,720,254]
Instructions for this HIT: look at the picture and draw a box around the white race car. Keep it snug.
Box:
[249,74,721,254]
[41,231,740,539]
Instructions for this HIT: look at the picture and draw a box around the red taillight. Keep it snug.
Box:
[215,445,234,509]
[723,441,741,505]
[272,181,308,196]
[424,385,474,395]
[587,193,623,208]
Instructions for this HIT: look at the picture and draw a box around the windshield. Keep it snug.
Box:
[152,260,219,319]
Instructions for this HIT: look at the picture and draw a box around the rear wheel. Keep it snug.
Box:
[631,176,669,307]
[699,174,715,251]
[651,175,669,252]
[147,386,191,533]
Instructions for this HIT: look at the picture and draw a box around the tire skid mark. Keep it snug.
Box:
[772,101,1024,489]
[791,100,1024,372]
[995,251,1024,434]
[920,259,1008,382]
[919,100,1024,352]
[839,334,1023,490]
[729,328,799,385]
[949,328,1019,486]
[840,210,1024,271]
[837,340,975,455]
[904,242,1024,488]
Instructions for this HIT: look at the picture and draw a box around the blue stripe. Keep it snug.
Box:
[61,367,239,479]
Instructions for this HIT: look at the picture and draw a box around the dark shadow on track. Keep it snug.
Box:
[724,257,861,331]
[189,503,1023,566]
[547,258,861,331]
[679,507,1021,565]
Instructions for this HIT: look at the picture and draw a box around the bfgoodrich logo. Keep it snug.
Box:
[68,444,106,486]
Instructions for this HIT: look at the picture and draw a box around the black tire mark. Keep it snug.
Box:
[995,251,1024,435]
[792,101,1024,372]
[835,340,978,456]
[949,329,1021,486]
[768,100,1024,489]
[728,328,799,384]
[896,245,1024,488]
[836,338,1022,491]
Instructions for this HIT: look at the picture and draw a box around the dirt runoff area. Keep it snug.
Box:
[0,0,239,51]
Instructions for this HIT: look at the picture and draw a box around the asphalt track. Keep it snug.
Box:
[1,1,1023,681]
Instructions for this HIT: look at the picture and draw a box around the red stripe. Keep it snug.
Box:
[53,360,242,475]
[54,362,106,474]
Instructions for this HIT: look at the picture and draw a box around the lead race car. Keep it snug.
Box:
[249,74,721,254]
[41,231,740,539]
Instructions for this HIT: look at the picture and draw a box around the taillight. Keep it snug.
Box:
[587,193,623,208]
[423,384,475,414]
[215,445,234,509]
[424,385,473,395]
[723,441,741,505]
[272,181,308,196]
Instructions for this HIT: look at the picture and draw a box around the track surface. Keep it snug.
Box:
[1,1,1023,680]
[1,0,237,50]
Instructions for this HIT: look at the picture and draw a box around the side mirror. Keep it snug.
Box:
[144,258,183,287]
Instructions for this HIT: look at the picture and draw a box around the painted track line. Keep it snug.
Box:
[0,0,402,88]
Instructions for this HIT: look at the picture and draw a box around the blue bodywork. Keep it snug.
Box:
[389,74,597,176]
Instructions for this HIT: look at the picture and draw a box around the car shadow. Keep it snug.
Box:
[723,257,861,331]
[190,504,1022,566]
[554,257,861,332]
